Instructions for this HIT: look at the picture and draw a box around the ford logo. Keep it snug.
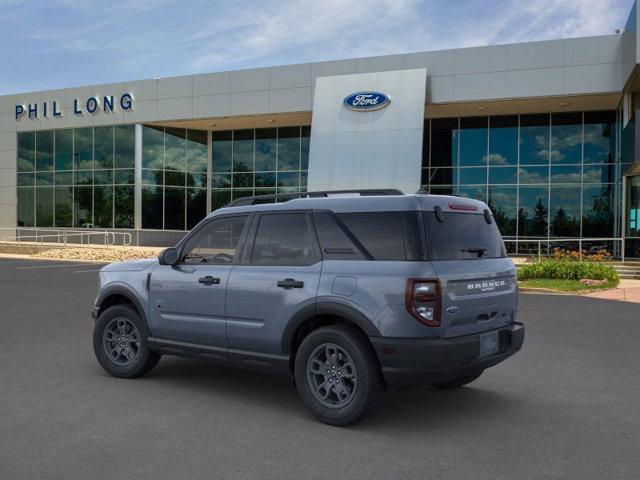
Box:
[446,305,459,314]
[343,91,390,111]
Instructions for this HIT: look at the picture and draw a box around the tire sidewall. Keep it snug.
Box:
[93,305,154,378]
[294,326,383,426]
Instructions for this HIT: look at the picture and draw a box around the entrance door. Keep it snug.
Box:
[625,175,640,257]
[148,214,250,349]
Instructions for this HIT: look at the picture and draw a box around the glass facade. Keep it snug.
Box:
[422,111,620,241]
[211,126,310,211]
[17,126,135,228]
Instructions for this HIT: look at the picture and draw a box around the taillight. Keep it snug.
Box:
[405,279,441,327]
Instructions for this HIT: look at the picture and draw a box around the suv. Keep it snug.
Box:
[92,190,524,426]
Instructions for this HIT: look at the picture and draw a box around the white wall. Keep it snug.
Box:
[307,69,426,194]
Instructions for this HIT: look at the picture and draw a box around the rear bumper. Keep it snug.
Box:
[371,322,524,390]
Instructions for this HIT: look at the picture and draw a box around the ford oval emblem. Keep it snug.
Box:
[343,91,391,111]
[446,305,459,314]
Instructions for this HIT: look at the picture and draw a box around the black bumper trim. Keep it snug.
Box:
[371,322,524,390]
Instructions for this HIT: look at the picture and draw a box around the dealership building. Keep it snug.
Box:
[2,4,640,256]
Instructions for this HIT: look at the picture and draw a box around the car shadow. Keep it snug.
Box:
[112,356,525,430]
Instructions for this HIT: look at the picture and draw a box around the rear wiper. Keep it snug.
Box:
[461,247,486,258]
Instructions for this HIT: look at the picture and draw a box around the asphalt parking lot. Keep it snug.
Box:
[1,257,639,479]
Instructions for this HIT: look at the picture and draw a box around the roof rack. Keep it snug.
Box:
[224,189,404,207]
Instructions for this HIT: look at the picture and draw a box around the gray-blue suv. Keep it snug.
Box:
[92,190,524,425]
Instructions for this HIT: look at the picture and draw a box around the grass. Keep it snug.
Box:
[518,278,618,293]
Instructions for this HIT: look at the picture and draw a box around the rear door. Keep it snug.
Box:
[423,210,518,338]
[226,211,322,365]
[148,214,250,350]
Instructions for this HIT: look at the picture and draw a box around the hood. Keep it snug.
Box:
[100,258,157,272]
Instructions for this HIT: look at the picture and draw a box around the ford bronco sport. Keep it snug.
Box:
[92,189,524,426]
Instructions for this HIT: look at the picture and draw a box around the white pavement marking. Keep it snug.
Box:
[15,263,98,270]
[73,269,101,273]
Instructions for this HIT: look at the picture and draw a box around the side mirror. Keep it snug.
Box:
[158,247,178,266]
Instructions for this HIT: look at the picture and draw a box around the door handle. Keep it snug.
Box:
[277,278,304,289]
[198,276,220,285]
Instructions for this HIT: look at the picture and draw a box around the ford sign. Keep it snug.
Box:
[343,91,390,111]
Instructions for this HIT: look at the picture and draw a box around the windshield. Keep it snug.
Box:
[423,211,506,260]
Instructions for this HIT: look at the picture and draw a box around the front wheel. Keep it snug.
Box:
[93,304,160,378]
[294,325,385,426]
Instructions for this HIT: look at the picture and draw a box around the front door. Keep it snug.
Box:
[149,214,250,348]
[625,175,640,257]
[226,212,322,363]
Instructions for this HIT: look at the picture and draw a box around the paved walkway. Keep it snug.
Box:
[583,279,640,303]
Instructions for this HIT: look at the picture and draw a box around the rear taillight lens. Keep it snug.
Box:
[405,279,441,327]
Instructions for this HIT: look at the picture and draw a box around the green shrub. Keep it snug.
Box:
[518,260,619,285]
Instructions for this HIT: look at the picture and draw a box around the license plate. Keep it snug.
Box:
[479,331,499,358]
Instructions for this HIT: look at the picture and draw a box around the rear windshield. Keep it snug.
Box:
[423,212,505,260]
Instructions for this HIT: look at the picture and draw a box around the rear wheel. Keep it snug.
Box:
[294,325,385,426]
[435,370,483,389]
[93,304,160,378]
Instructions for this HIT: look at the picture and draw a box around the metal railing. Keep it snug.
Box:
[503,237,625,261]
[0,228,132,248]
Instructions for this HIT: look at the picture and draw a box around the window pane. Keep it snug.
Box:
[338,212,406,260]
[458,167,486,185]
[55,129,73,171]
[488,166,517,184]
[187,171,207,188]
[36,130,54,171]
[582,184,614,237]
[519,166,548,184]
[520,114,549,165]
[488,186,517,236]
[255,128,276,171]
[17,188,34,226]
[74,186,92,227]
[75,169,93,186]
[252,213,314,265]
[211,190,231,211]
[35,187,54,227]
[550,185,581,237]
[584,111,615,164]
[94,126,114,169]
[212,174,231,188]
[454,186,487,202]
[518,186,548,237]
[255,172,275,188]
[94,169,113,185]
[186,188,207,229]
[18,132,35,172]
[430,167,452,186]
[277,127,300,171]
[165,170,185,187]
[301,126,310,171]
[551,165,581,183]
[142,186,163,229]
[164,187,185,230]
[488,116,517,166]
[277,171,299,187]
[212,131,232,172]
[74,128,93,170]
[551,113,581,165]
[142,169,163,186]
[94,185,113,228]
[115,124,135,169]
[165,127,186,171]
[114,186,134,228]
[182,215,248,264]
[114,169,134,185]
[142,126,164,169]
[584,164,615,184]
[61,197,80,225]
[36,172,53,186]
[430,118,457,169]
[186,129,208,173]
[457,117,487,167]
[18,172,34,187]
[313,211,366,260]
[233,129,253,172]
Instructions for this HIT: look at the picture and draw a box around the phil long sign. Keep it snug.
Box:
[15,93,134,120]
[343,91,390,111]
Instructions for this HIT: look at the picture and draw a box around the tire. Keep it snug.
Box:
[434,370,483,390]
[294,325,385,426]
[93,304,160,378]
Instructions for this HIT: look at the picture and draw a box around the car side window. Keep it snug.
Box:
[251,213,315,266]
[181,215,248,264]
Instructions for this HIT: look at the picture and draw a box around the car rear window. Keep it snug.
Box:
[423,211,505,260]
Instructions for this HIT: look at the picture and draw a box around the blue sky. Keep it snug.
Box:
[0,0,635,95]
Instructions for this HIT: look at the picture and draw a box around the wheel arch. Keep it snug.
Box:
[96,284,147,325]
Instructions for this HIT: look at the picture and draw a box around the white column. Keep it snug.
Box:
[134,124,142,231]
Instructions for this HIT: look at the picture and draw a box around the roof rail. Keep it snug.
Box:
[224,189,404,207]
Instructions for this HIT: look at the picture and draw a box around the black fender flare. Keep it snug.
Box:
[95,283,148,323]
[281,301,381,355]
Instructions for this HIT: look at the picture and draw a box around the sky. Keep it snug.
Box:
[0,0,636,95]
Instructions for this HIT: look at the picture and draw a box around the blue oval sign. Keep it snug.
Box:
[343,91,390,111]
